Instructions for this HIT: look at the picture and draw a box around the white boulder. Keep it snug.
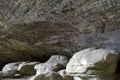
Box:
[1,62,21,78]
[66,48,118,77]
[34,63,53,75]
[46,55,69,68]
[35,55,69,75]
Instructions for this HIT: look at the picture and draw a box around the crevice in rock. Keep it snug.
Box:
[115,59,120,74]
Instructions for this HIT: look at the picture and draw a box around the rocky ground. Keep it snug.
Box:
[1,76,32,80]
[0,48,119,80]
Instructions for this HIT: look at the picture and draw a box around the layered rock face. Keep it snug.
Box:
[0,0,120,67]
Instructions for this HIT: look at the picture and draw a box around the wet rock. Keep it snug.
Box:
[32,72,63,80]
[58,69,73,80]
[66,48,118,77]
[18,62,39,75]
[1,62,21,78]
[80,76,115,80]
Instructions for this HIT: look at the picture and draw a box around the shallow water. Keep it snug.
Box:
[1,75,120,80]
[1,76,33,80]
[82,75,120,80]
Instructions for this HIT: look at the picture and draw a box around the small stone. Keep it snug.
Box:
[58,69,73,80]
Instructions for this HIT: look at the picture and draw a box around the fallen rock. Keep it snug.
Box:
[58,69,73,80]
[18,62,39,75]
[34,63,53,75]
[66,48,118,77]
[35,55,69,75]
[1,62,21,78]
[46,55,69,68]
[32,72,63,80]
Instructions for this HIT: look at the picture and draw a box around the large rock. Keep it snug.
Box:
[46,55,69,68]
[35,55,69,75]
[35,63,56,75]
[1,61,39,78]
[66,48,118,77]
[1,62,21,78]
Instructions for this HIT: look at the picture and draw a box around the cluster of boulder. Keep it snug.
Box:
[0,48,118,80]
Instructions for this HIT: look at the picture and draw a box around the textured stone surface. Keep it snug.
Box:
[66,48,118,77]
[0,0,119,26]
[34,55,68,75]
[46,55,69,68]
[0,38,46,69]
[1,62,21,78]
[18,62,39,75]
[1,61,39,78]
[32,72,63,80]
[58,69,73,80]
[0,0,120,68]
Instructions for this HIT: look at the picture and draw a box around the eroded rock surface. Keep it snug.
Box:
[1,61,39,78]
[66,48,118,77]
[1,62,21,78]
[35,55,69,75]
